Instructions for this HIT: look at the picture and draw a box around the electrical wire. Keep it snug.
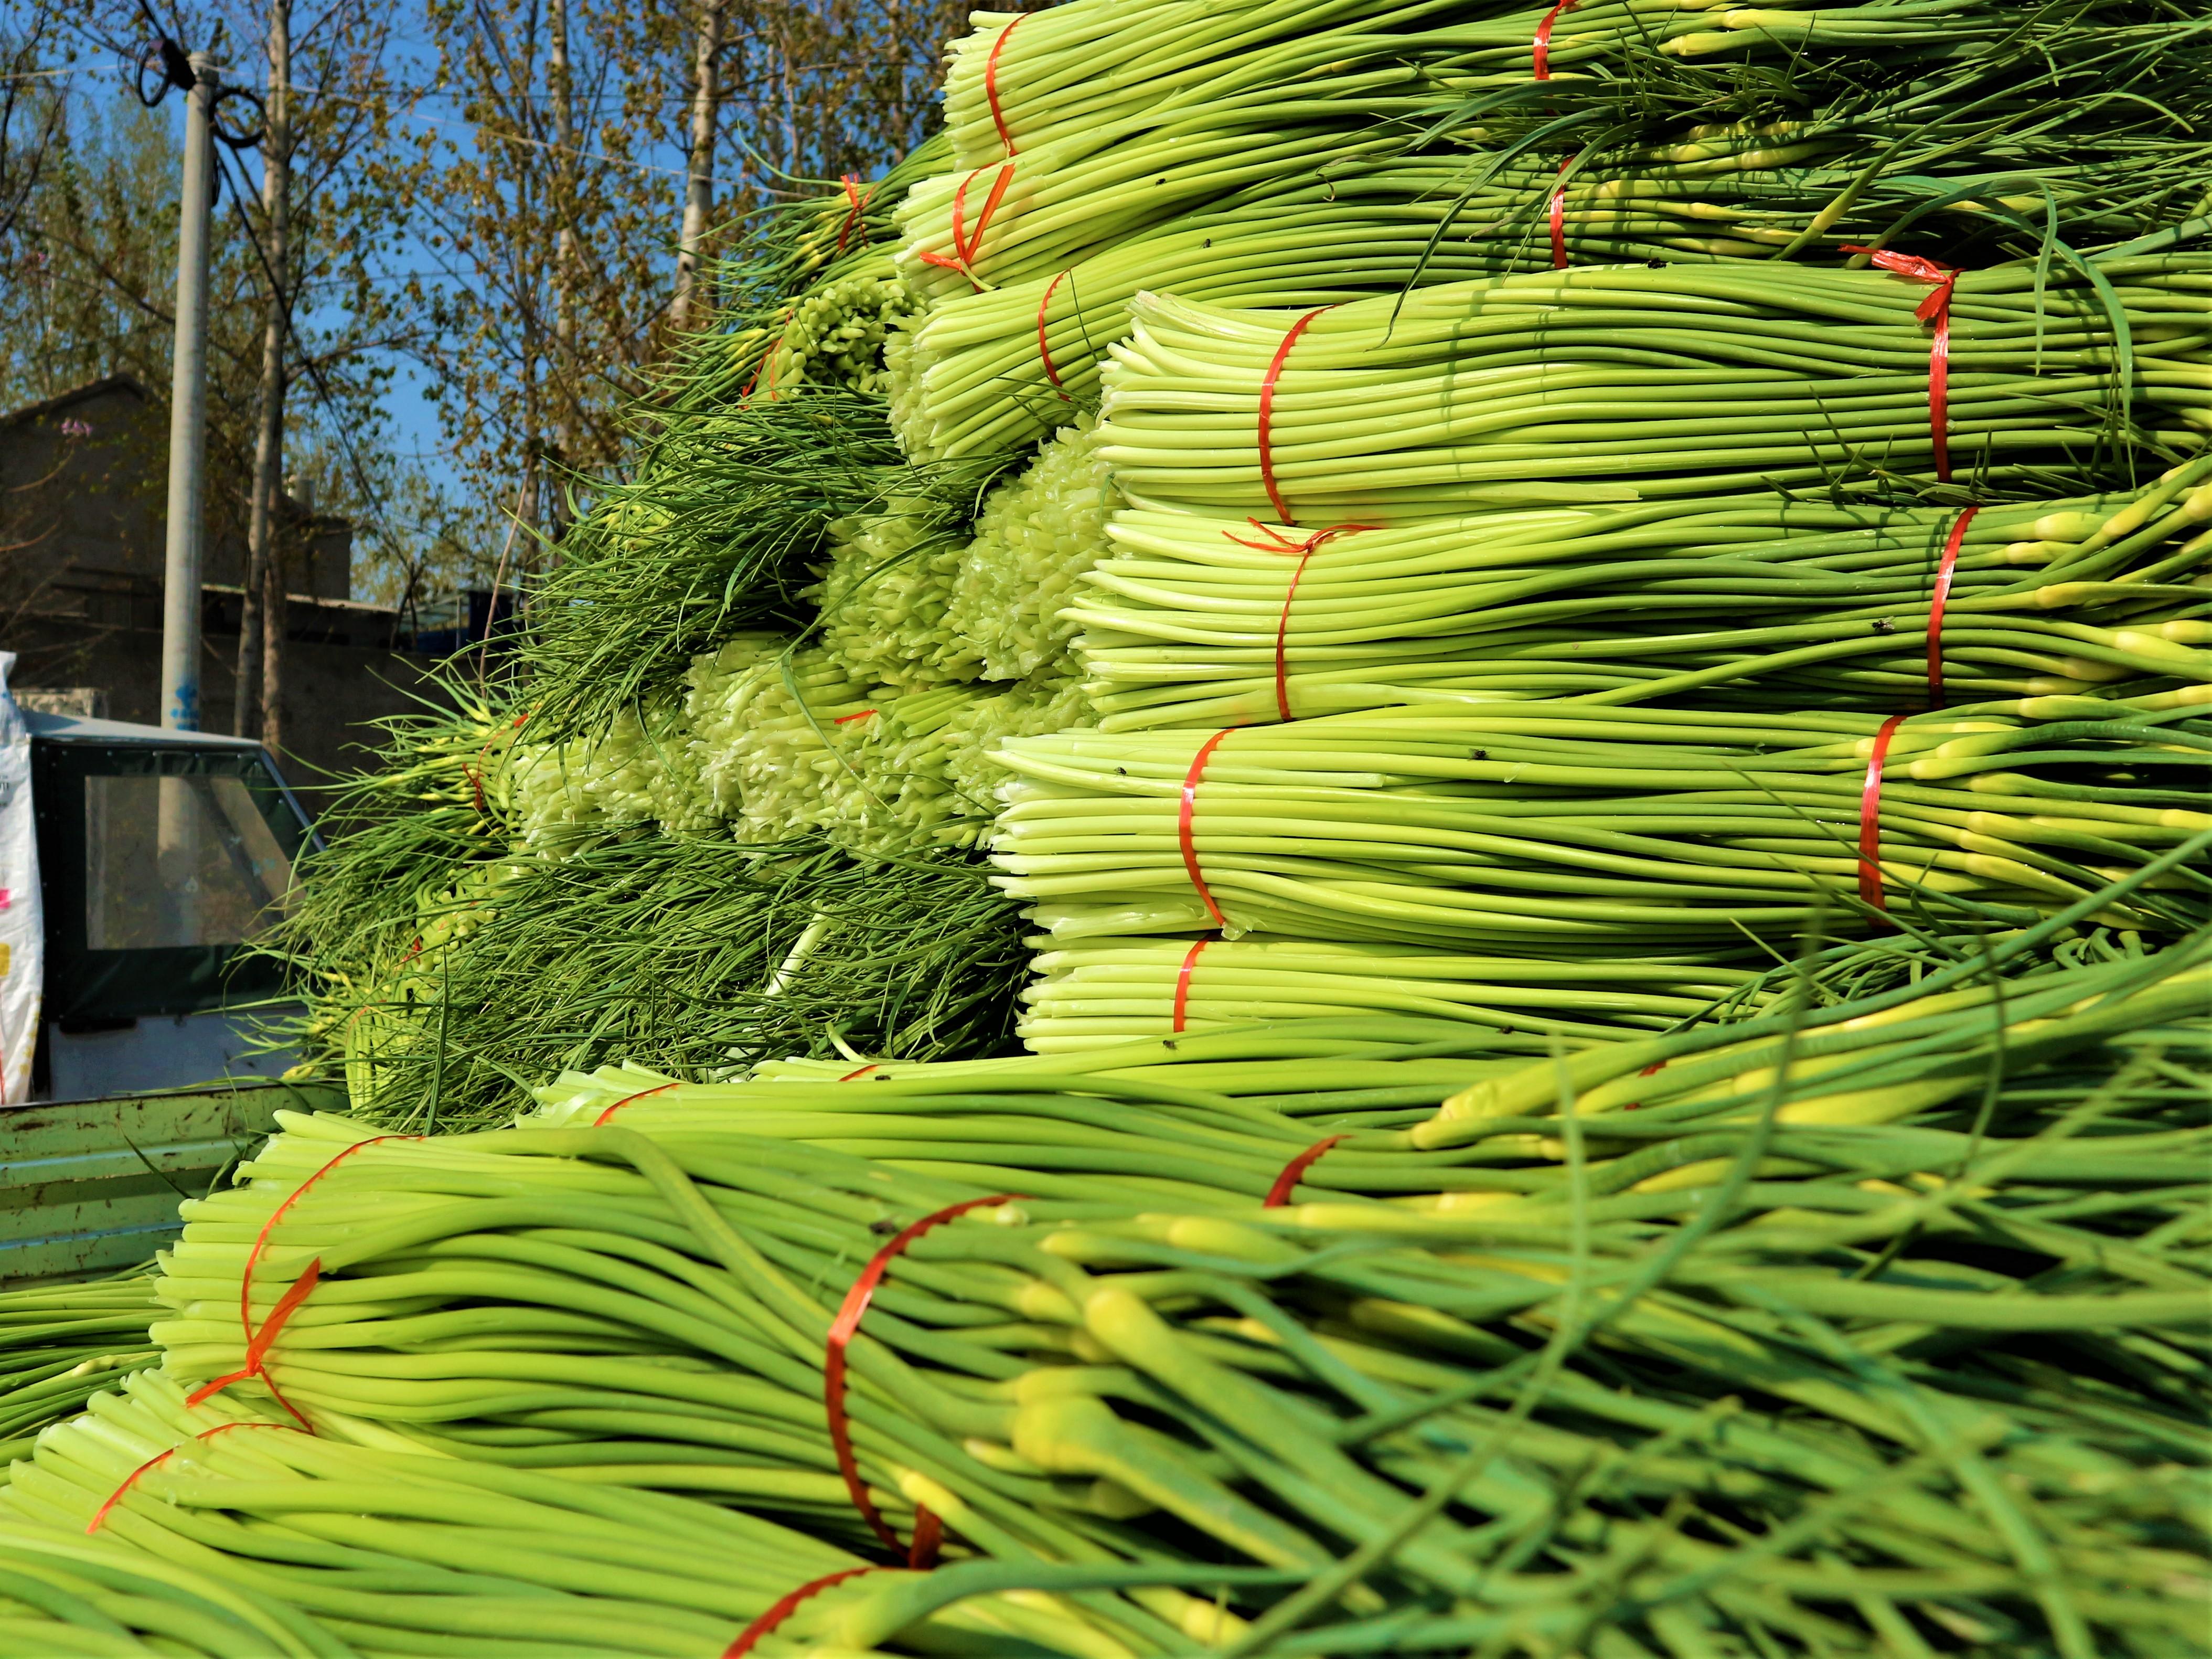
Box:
[211,142,389,603]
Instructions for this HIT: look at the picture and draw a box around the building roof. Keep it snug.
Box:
[1,373,350,539]
[22,708,268,751]
[0,373,153,430]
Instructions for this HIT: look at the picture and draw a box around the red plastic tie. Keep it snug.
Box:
[184,1265,320,1431]
[1178,731,1235,931]
[468,711,529,816]
[88,1447,179,1534]
[1843,246,1962,483]
[1534,0,1578,79]
[834,709,879,726]
[1550,155,1577,269]
[1171,938,1210,1033]
[827,1195,1020,1566]
[742,304,796,400]
[921,161,1016,290]
[185,1134,423,1429]
[1858,714,1909,916]
[742,304,798,402]
[985,14,1027,155]
[1225,520,1378,722]
[1037,269,1071,394]
[87,1422,305,1535]
[834,174,873,256]
[840,1063,881,1081]
[1259,309,1330,525]
[723,1566,890,1658]
[950,166,990,265]
[1622,1058,1665,1111]
[592,1081,682,1128]
[1926,505,1978,709]
[1265,1135,1349,1207]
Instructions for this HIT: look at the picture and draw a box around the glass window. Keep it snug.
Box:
[84,774,295,950]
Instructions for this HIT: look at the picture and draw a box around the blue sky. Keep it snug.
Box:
[26,10,698,511]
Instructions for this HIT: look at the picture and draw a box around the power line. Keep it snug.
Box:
[212,142,387,546]
[297,83,765,194]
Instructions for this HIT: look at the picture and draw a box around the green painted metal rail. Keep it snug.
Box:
[0,1079,344,1284]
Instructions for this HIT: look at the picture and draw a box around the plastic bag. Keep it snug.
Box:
[0,652,43,1103]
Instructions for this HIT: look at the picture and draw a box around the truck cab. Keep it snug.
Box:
[23,709,318,1100]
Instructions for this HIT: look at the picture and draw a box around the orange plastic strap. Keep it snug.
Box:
[743,304,798,402]
[1858,714,1909,914]
[87,1447,180,1534]
[723,1566,890,1658]
[1843,246,1962,483]
[834,708,879,725]
[1225,519,1377,722]
[183,1263,320,1431]
[922,161,1015,290]
[468,711,529,815]
[840,1063,880,1081]
[1533,0,1578,79]
[1259,309,1329,525]
[1265,1135,1349,1206]
[1171,938,1210,1033]
[985,14,1027,155]
[949,167,983,264]
[1550,156,1575,269]
[1037,269,1071,394]
[1178,731,1234,931]
[592,1081,682,1127]
[185,1133,422,1428]
[87,1422,305,1535]
[834,173,872,256]
[827,1195,1019,1566]
[1926,505,1978,709]
[1622,1058,1665,1112]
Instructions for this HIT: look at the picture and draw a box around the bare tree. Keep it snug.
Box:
[238,0,292,748]
[191,0,410,756]
[6,0,413,756]
[372,0,973,567]
[0,2,66,250]
[668,0,721,332]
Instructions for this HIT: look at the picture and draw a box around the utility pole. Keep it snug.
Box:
[158,51,218,734]
[156,49,219,943]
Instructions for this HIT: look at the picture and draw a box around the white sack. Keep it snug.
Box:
[0,653,42,1103]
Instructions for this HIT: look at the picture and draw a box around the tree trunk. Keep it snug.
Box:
[546,0,575,555]
[886,0,910,145]
[669,0,722,333]
[240,0,292,752]
[236,454,264,734]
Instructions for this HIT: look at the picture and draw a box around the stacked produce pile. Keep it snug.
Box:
[271,0,2212,1115]
[0,1278,162,1471]
[1071,465,2212,729]
[12,0,2176,1653]
[961,6,2212,1041]
[895,0,2212,458]
[0,906,2203,1653]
